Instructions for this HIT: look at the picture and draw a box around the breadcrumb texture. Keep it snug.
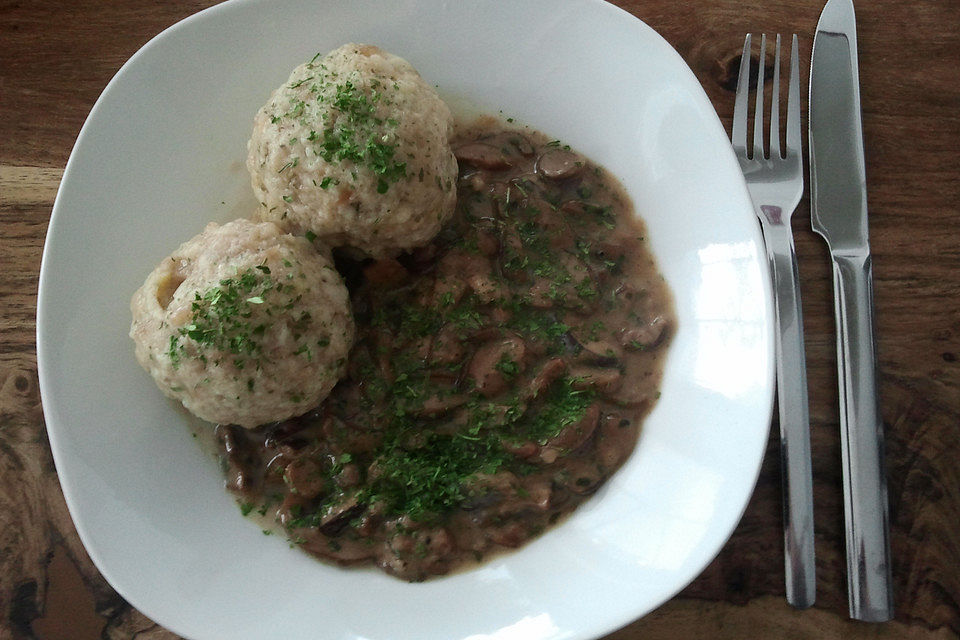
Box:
[247,43,458,257]
[130,219,354,428]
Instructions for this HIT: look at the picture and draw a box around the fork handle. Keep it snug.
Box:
[760,222,816,609]
[830,252,894,621]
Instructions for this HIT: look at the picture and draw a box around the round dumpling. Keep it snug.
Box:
[247,43,458,258]
[130,219,354,428]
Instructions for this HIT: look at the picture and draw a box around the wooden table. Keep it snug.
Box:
[2,1,957,638]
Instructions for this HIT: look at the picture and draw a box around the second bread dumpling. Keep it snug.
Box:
[130,219,354,428]
[247,43,458,258]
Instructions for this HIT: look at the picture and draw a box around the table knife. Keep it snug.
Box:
[809,0,894,622]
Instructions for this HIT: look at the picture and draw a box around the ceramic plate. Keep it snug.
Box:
[37,0,773,638]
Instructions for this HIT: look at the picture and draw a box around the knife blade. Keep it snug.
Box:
[809,0,894,622]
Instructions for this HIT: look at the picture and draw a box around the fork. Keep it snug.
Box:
[732,33,816,609]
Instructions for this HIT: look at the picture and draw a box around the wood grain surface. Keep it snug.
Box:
[1,0,958,638]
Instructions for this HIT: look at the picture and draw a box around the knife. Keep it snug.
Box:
[809,0,894,622]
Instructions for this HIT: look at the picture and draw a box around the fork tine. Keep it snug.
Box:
[732,34,752,154]
[786,34,801,156]
[752,34,767,160]
[770,34,782,160]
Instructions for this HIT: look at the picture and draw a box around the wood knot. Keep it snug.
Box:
[1,369,35,397]
[0,368,43,426]
[719,54,743,92]
[718,42,776,93]
[942,352,956,363]
[677,37,746,94]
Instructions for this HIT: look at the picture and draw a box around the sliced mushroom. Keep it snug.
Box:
[568,365,623,394]
[429,326,465,365]
[467,272,506,303]
[318,493,364,536]
[595,412,639,469]
[437,250,494,303]
[534,207,576,251]
[556,459,605,495]
[619,315,669,350]
[539,447,560,464]
[536,149,584,180]
[321,414,383,454]
[574,339,623,367]
[283,457,327,499]
[524,358,567,400]
[483,131,535,156]
[500,438,539,459]
[520,478,553,511]
[558,200,610,240]
[379,523,457,580]
[544,403,600,454]
[488,521,529,548]
[455,142,511,170]
[262,413,315,449]
[335,463,361,489]
[299,531,376,563]
[414,392,469,417]
[468,335,526,397]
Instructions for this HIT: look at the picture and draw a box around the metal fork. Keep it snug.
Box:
[732,33,816,609]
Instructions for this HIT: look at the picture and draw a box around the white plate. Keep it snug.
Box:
[37,1,773,638]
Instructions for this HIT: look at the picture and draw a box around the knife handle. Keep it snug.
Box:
[761,224,817,609]
[831,252,894,621]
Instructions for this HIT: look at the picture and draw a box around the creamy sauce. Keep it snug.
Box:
[213,120,675,581]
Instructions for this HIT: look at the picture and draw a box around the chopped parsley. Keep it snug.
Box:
[167,267,274,370]
[495,354,520,380]
[166,265,313,374]
[277,62,407,192]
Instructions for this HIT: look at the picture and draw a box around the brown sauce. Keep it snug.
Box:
[215,120,675,581]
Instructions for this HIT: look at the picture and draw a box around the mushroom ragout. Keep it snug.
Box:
[215,120,675,581]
